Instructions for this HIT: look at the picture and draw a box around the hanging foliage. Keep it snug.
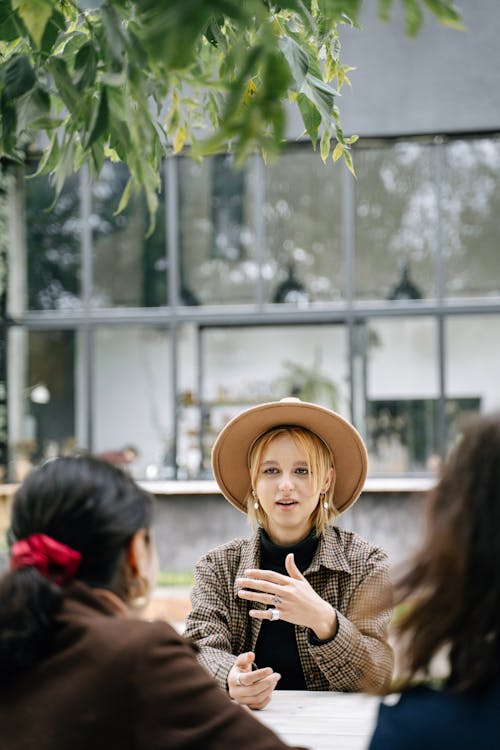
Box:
[0,0,462,227]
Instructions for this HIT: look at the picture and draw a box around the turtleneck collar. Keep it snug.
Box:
[259,527,319,575]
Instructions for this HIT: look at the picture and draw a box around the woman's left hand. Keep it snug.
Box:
[236,552,338,641]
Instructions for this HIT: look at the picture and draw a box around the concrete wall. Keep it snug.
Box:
[0,487,425,576]
[287,0,500,138]
[153,491,425,574]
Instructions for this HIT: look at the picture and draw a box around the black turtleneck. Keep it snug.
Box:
[253,528,319,690]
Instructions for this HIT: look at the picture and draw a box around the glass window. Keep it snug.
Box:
[179,324,349,476]
[91,162,167,307]
[93,326,173,479]
[364,317,439,473]
[354,143,436,301]
[25,167,82,311]
[264,148,343,304]
[178,155,257,305]
[442,138,500,298]
[8,329,79,482]
[445,315,500,448]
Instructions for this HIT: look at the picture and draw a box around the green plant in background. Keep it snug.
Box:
[275,350,339,409]
[156,570,194,588]
[0,0,462,229]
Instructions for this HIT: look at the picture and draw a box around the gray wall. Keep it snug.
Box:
[153,491,425,574]
[287,0,500,137]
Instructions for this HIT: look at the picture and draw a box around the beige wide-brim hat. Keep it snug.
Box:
[211,397,367,515]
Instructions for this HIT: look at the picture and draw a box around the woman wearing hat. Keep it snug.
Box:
[184,398,393,709]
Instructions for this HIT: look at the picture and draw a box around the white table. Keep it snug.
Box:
[255,691,380,750]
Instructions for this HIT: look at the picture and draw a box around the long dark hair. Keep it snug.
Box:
[393,412,500,692]
[0,455,154,677]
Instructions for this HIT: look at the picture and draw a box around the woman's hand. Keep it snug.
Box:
[227,651,281,710]
[236,552,338,641]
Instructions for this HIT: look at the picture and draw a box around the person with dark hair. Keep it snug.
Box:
[0,455,306,750]
[368,412,500,750]
[185,398,393,710]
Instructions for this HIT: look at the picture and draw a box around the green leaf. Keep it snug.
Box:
[0,98,18,155]
[402,0,424,37]
[48,57,80,113]
[343,147,356,176]
[16,84,50,132]
[114,175,133,215]
[297,92,321,144]
[12,0,55,48]
[84,86,109,148]
[320,127,331,162]
[1,54,36,100]
[30,129,60,176]
[422,0,464,30]
[40,8,66,56]
[377,0,396,23]
[332,141,344,161]
[301,74,335,122]
[0,1,23,41]
[279,36,309,89]
[74,42,98,91]
[100,4,127,68]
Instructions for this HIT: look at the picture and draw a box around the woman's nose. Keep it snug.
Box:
[278,473,294,492]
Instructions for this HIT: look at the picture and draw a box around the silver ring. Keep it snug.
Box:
[236,672,243,687]
[269,608,280,621]
[272,594,282,605]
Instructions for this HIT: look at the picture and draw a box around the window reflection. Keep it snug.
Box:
[9,330,77,482]
[25,169,81,311]
[445,315,500,448]
[178,157,256,305]
[364,318,439,472]
[443,139,500,298]
[264,150,343,303]
[92,163,167,307]
[93,326,173,480]
[354,143,436,301]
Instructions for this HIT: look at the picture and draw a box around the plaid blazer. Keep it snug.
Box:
[184,525,393,692]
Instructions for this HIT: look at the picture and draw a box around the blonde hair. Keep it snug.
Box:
[247,426,338,535]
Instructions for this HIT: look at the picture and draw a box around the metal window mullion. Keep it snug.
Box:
[79,166,93,451]
[252,155,266,309]
[434,140,447,456]
[166,157,180,310]
[343,167,358,426]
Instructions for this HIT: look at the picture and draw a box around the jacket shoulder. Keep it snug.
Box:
[325,525,389,566]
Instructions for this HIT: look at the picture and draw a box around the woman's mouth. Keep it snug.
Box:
[276,499,297,508]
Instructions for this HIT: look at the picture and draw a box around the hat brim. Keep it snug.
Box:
[211,399,367,515]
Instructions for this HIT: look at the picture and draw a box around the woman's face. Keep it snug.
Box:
[254,432,329,546]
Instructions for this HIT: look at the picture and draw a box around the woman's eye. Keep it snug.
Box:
[263,467,278,474]
[295,467,309,475]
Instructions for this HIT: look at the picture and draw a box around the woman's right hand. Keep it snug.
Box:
[227,651,281,710]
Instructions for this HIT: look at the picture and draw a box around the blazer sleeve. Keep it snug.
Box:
[307,546,394,692]
[128,621,306,750]
[183,553,239,689]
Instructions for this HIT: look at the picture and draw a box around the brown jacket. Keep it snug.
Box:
[0,583,305,750]
[184,526,393,692]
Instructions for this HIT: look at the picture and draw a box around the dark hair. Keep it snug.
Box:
[0,455,154,677]
[393,412,500,692]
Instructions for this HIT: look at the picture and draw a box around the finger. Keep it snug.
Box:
[234,651,255,669]
[242,568,290,584]
[249,608,282,620]
[238,667,274,687]
[236,577,282,593]
[247,675,281,709]
[285,552,306,581]
[237,589,279,605]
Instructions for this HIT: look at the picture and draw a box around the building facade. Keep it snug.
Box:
[1,2,499,561]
